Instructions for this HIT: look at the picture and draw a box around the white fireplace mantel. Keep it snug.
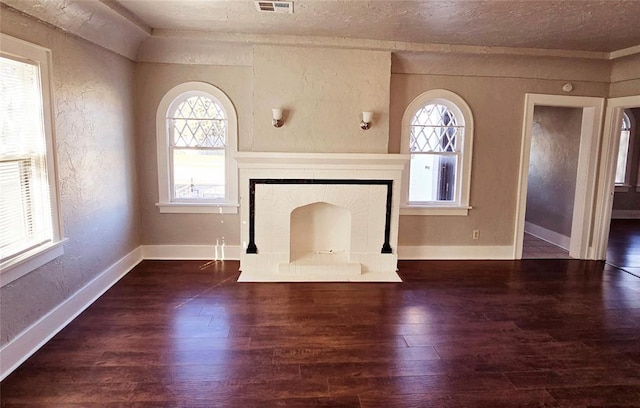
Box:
[235,152,409,282]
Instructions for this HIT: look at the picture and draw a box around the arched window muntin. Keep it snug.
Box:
[169,91,227,148]
[401,89,474,215]
[156,82,238,213]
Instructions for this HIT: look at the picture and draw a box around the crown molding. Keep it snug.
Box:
[609,44,640,60]
[98,0,152,35]
[152,29,610,60]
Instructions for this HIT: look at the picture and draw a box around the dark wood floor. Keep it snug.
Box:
[607,219,640,276]
[2,259,640,407]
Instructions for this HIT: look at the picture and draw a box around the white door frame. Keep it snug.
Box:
[514,94,605,259]
[592,95,640,260]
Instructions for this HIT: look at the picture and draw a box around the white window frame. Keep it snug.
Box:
[614,110,635,192]
[0,34,64,287]
[156,82,238,213]
[400,89,474,216]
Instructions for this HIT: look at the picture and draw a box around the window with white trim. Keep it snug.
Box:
[1,34,63,285]
[615,111,633,186]
[156,82,238,213]
[401,89,474,215]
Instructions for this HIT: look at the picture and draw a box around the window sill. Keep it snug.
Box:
[400,205,471,216]
[615,184,631,193]
[156,202,239,214]
[1,239,67,287]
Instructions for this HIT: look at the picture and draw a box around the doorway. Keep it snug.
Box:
[514,94,605,259]
[522,106,582,259]
[593,96,640,270]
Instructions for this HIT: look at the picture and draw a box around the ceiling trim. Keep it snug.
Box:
[152,29,611,61]
[98,0,152,35]
[609,44,640,60]
[0,0,149,60]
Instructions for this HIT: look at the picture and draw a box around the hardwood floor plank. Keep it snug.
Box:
[505,367,640,389]
[124,378,330,401]
[250,334,408,349]
[272,346,440,364]
[55,323,232,340]
[300,359,473,379]
[546,384,640,407]
[3,379,330,405]
[403,328,554,347]
[359,389,561,408]
[327,372,515,397]
[388,320,522,336]
[1,363,302,385]
[18,348,275,368]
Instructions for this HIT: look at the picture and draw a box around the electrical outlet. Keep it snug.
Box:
[472,230,479,240]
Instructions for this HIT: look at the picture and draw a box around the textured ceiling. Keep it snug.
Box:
[3,0,640,55]
[115,0,640,52]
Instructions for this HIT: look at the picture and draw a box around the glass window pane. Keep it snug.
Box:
[615,113,632,185]
[615,130,630,184]
[173,149,225,200]
[0,55,53,260]
[409,154,457,202]
[0,56,45,156]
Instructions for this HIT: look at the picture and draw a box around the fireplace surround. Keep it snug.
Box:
[235,152,408,282]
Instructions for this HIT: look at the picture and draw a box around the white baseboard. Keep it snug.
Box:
[0,246,143,381]
[142,244,515,261]
[142,245,241,260]
[524,221,570,250]
[398,245,514,260]
[611,210,640,219]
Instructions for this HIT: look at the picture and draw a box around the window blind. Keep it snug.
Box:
[0,55,53,261]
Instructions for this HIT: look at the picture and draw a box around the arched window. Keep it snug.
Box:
[156,82,238,213]
[615,111,633,185]
[401,89,474,215]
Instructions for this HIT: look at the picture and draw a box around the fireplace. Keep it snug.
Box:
[290,202,351,263]
[235,152,408,282]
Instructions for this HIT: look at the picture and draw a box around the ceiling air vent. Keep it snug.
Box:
[255,1,294,14]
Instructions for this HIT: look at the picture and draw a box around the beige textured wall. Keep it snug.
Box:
[251,46,390,153]
[0,8,139,345]
[136,45,615,248]
[610,53,640,98]
[390,60,608,246]
[137,36,253,67]
[134,62,253,245]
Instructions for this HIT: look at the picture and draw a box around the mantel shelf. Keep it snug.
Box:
[234,152,409,169]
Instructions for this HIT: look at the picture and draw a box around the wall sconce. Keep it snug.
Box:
[272,108,283,128]
[360,111,373,130]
